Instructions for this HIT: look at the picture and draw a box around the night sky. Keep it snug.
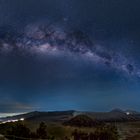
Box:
[0,0,140,114]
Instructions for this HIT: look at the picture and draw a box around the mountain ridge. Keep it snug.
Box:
[1,109,140,123]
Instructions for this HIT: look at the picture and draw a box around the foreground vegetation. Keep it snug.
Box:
[0,121,119,140]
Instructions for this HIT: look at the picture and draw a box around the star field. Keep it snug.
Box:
[0,0,140,113]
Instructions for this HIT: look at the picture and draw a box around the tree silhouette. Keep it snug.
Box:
[6,122,31,140]
[36,122,48,139]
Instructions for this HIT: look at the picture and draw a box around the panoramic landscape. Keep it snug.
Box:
[0,0,140,139]
[0,109,140,139]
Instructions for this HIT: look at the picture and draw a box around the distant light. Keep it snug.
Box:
[126,112,130,115]
[20,118,24,121]
[11,119,18,122]
[0,118,25,124]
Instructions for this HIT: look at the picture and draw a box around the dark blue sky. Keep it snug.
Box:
[0,0,140,113]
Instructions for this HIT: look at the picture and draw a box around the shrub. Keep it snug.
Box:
[36,122,48,139]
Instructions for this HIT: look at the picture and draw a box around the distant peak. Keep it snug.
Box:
[110,108,124,113]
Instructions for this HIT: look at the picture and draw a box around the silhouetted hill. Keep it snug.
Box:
[87,109,140,122]
[0,110,75,122]
[110,108,124,113]
[1,109,140,123]
[63,115,99,127]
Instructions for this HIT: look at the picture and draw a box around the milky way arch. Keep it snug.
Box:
[0,23,138,78]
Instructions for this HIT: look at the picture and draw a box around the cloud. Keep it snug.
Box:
[0,102,35,113]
